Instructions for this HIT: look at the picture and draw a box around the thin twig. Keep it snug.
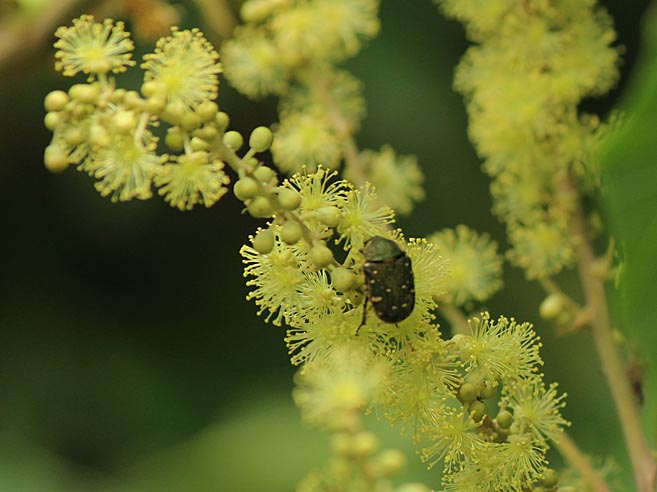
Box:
[563,174,656,492]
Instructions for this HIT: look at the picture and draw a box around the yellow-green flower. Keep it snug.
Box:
[142,27,221,109]
[455,313,542,382]
[86,131,164,202]
[505,379,569,443]
[507,221,574,279]
[155,153,230,210]
[221,27,289,98]
[428,225,503,306]
[349,145,424,216]
[293,345,388,428]
[271,112,342,173]
[54,15,135,79]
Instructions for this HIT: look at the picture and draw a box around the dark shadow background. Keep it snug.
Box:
[0,1,652,490]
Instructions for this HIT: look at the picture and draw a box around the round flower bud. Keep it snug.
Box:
[310,243,334,268]
[253,165,275,183]
[352,431,379,457]
[112,110,136,133]
[181,111,201,132]
[190,136,209,151]
[458,382,478,403]
[495,409,513,429]
[216,111,230,131]
[44,144,69,173]
[163,101,186,125]
[233,177,260,201]
[539,293,565,320]
[375,449,406,477]
[247,196,273,218]
[44,90,69,112]
[252,229,275,254]
[223,130,243,151]
[69,83,99,103]
[193,126,216,142]
[317,206,341,227]
[165,128,185,152]
[145,95,166,114]
[277,187,301,210]
[468,400,487,422]
[241,1,274,23]
[196,100,219,122]
[124,90,143,109]
[110,88,126,103]
[63,127,84,146]
[88,124,109,147]
[280,220,302,245]
[71,102,93,118]
[479,379,497,399]
[140,80,165,98]
[44,112,62,131]
[331,267,355,292]
[541,468,559,488]
[249,126,273,152]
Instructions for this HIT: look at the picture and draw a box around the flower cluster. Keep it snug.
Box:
[434,0,619,279]
[240,166,568,492]
[429,225,503,307]
[222,0,425,215]
[45,16,232,210]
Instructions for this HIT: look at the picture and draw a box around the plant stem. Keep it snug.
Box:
[564,175,656,492]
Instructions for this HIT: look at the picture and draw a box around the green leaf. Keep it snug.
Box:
[599,3,657,441]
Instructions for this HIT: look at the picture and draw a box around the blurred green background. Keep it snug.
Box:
[0,1,654,490]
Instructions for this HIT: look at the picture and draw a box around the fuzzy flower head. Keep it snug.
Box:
[505,378,569,443]
[271,0,380,66]
[347,146,425,216]
[221,27,289,99]
[507,221,574,279]
[85,130,164,202]
[54,15,136,79]
[155,153,230,210]
[142,27,221,109]
[428,225,503,307]
[454,313,543,383]
[271,112,342,173]
[293,345,389,429]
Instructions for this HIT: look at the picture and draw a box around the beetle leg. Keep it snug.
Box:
[356,295,368,335]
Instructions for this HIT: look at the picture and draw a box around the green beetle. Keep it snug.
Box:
[359,236,415,329]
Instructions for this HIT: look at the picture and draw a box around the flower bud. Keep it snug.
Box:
[280,220,302,245]
[331,267,355,292]
[468,400,487,422]
[249,126,273,152]
[310,243,333,268]
[277,187,301,210]
[44,144,69,173]
[495,409,513,429]
[247,196,274,218]
[223,130,243,151]
[252,229,275,254]
[253,165,275,183]
[317,206,341,227]
[44,90,69,112]
[233,177,259,201]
